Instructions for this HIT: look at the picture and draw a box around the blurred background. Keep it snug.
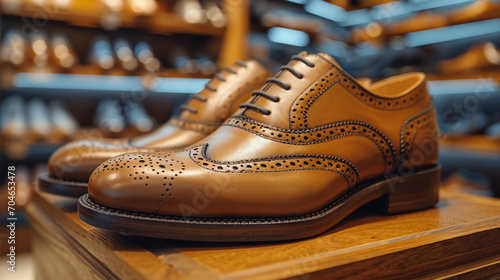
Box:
[0,0,500,278]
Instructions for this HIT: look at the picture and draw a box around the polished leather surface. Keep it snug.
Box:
[89,52,439,218]
[48,60,272,182]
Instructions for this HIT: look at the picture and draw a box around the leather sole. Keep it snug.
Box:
[39,173,88,198]
[77,165,441,242]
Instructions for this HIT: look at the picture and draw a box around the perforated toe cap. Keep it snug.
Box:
[88,152,186,214]
[48,139,134,182]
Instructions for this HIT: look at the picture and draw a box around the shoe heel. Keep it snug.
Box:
[373,165,441,214]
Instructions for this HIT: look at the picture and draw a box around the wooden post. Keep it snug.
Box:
[219,0,249,67]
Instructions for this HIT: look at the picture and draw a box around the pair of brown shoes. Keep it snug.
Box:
[42,52,440,242]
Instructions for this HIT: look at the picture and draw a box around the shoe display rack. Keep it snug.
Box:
[0,0,248,168]
[251,0,500,84]
[252,0,500,197]
[27,181,500,279]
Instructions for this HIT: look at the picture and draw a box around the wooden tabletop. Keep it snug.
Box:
[27,185,500,279]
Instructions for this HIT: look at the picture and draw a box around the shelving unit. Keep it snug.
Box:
[0,0,250,187]
[0,0,225,36]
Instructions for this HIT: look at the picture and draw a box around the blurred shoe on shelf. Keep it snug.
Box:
[171,47,198,74]
[439,133,500,198]
[123,101,156,132]
[54,0,73,9]
[51,33,77,70]
[134,41,161,73]
[438,42,500,74]
[0,95,27,140]
[100,0,124,30]
[114,39,139,72]
[438,109,489,135]
[1,0,23,13]
[127,0,157,16]
[203,0,226,27]
[88,36,116,70]
[95,99,126,134]
[197,55,217,75]
[101,0,124,12]
[1,29,27,66]
[28,31,50,68]
[446,0,500,25]
[30,0,72,9]
[175,0,207,24]
[39,60,272,197]
[27,98,52,141]
[385,12,448,36]
[486,120,500,137]
[49,99,80,142]
[350,22,385,44]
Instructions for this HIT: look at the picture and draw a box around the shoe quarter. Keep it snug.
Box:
[292,70,433,172]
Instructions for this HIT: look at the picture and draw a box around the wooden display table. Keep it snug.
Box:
[27,186,500,280]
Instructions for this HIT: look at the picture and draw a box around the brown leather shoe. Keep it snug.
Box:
[446,0,500,25]
[439,42,500,74]
[79,52,441,242]
[39,60,272,197]
[385,12,448,36]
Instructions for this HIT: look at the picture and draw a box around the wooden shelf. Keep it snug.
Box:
[426,69,500,82]
[27,184,500,279]
[0,0,225,36]
[440,134,500,154]
[439,135,500,195]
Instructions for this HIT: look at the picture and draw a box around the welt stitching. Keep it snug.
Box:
[80,168,392,223]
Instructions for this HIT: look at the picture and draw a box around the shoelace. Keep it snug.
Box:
[239,55,315,115]
[179,60,248,114]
